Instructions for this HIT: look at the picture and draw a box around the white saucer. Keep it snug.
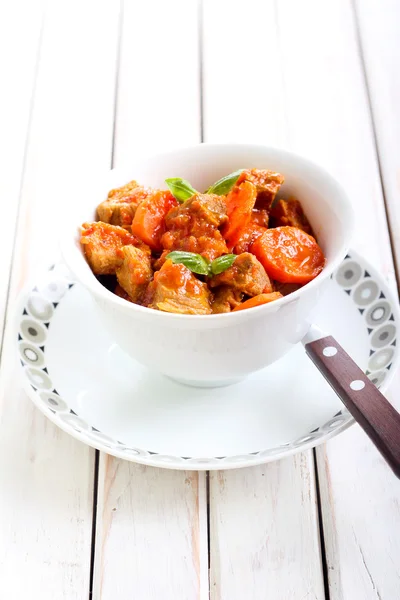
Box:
[16,251,400,470]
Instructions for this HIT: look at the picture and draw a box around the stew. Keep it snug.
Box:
[80,169,325,314]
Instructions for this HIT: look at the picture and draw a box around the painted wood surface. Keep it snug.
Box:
[210,454,324,600]
[0,1,400,599]
[93,458,208,600]
[0,2,120,598]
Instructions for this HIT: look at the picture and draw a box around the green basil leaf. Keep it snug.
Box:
[165,177,198,203]
[210,254,237,275]
[206,169,244,195]
[166,251,210,276]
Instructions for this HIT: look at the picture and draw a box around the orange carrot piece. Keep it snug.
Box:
[131,190,177,251]
[251,226,325,284]
[222,180,257,250]
[232,292,283,311]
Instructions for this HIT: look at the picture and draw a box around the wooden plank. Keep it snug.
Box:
[210,455,324,600]
[92,2,209,599]
[203,1,325,598]
[354,0,400,275]
[317,412,400,600]
[93,458,208,599]
[0,0,43,334]
[113,0,200,163]
[202,0,286,147]
[316,1,400,598]
[0,2,120,598]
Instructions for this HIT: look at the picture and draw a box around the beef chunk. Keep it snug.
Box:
[161,193,228,261]
[209,252,272,296]
[107,180,141,201]
[97,180,151,228]
[270,198,312,234]
[239,169,285,210]
[212,286,243,313]
[251,208,269,228]
[116,245,153,302]
[80,222,140,275]
[143,259,212,315]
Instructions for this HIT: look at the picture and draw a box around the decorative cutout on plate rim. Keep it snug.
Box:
[17,256,399,468]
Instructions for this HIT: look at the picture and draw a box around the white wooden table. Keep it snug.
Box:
[1,1,400,598]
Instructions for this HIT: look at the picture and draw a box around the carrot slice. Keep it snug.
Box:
[222,180,257,250]
[232,292,283,312]
[251,226,325,284]
[131,190,177,251]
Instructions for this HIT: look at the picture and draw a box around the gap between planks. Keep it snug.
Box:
[313,449,331,600]
[88,1,124,598]
[89,450,100,600]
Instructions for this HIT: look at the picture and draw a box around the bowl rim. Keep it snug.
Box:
[61,143,355,323]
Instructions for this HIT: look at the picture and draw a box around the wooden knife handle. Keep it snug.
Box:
[305,335,400,478]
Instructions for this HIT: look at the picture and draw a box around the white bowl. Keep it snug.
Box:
[62,144,355,386]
